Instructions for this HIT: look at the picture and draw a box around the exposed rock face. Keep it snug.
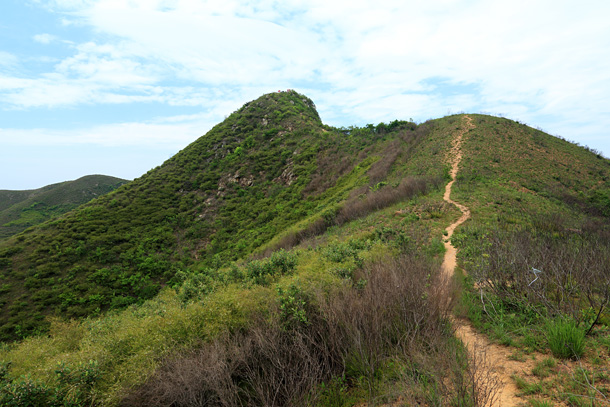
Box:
[274,159,296,186]
[217,172,255,196]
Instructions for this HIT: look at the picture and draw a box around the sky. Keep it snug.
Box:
[1,0,609,190]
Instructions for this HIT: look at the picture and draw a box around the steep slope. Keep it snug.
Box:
[0,175,127,240]
[0,91,437,340]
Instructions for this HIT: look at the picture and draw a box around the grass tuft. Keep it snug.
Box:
[546,318,585,360]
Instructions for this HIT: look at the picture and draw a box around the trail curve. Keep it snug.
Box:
[441,115,524,407]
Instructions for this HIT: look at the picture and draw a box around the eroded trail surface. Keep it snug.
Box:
[442,116,531,407]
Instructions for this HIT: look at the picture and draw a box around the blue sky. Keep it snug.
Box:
[1,0,609,190]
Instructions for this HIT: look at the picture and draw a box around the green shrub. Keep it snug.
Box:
[174,268,222,304]
[245,249,297,285]
[277,283,309,328]
[426,237,446,258]
[0,377,53,407]
[331,265,354,280]
[268,249,298,274]
[323,239,370,264]
[0,360,100,407]
[318,375,351,407]
[0,362,9,384]
[323,242,357,263]
[546,317,585,359]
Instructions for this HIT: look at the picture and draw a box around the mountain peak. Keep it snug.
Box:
[233,90,321,127]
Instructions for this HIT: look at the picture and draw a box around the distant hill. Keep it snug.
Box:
[0,175,128,240]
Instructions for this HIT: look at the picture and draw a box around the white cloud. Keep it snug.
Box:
[0,52,18,67]
[2,0,610,158]
[56,43,160,85]
[33,33,57,44]
[0,115,208,148]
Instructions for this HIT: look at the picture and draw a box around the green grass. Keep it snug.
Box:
[513,374,544,395]
[446,114,610,406]
[531,358,556,378]
[546,318,586,359]
[528,399,554,407]
[451,114,609,357]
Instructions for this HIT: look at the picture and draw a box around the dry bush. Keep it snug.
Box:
[302,149,355,197]
[450,342,502,407]
[366,121,436,187]
[237,320,334,406]
[399,120,436,152]
[474,228,610,329]
[318,255,452,390]
[336,177,433,224]
[581,217,610,241]
[266,217,327,254]
[394,334,501,407]
[122,255,463,406]
[303,119,435,198]
[270,176,440,254]
[119,336,245,407]
[367,140,403,185]
[122,319,336,407]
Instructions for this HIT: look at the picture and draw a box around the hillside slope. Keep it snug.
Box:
[454,114,610,225]
[0,104,608,406]
[0,91,439,340]
[0,175,127,240]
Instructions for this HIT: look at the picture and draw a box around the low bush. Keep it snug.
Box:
[0,360,100,407]
[463,225,610,340]
[244,249,297,285]
[322,238,369,264]
[174,268,221,304]
[122,254,488,406]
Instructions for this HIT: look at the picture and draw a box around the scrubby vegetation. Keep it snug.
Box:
[0,91,439,341]
[0,210,498,406]
[452,114,610,404]
[123,254,473,407]
[0,95,608,406]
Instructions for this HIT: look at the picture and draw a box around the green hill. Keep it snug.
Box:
[0,91,439,340]
[0,93,608,406]
[0,175,128,240]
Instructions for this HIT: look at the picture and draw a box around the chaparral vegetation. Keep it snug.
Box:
[0,91,608,406]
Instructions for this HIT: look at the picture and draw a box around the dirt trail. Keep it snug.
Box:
[442,116,532,407]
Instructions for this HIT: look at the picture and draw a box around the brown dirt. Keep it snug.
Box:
[442,115,536,407]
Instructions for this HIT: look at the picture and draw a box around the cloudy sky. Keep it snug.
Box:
[1,0,609,190]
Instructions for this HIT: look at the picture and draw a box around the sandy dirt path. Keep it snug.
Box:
[441,116,529,407]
